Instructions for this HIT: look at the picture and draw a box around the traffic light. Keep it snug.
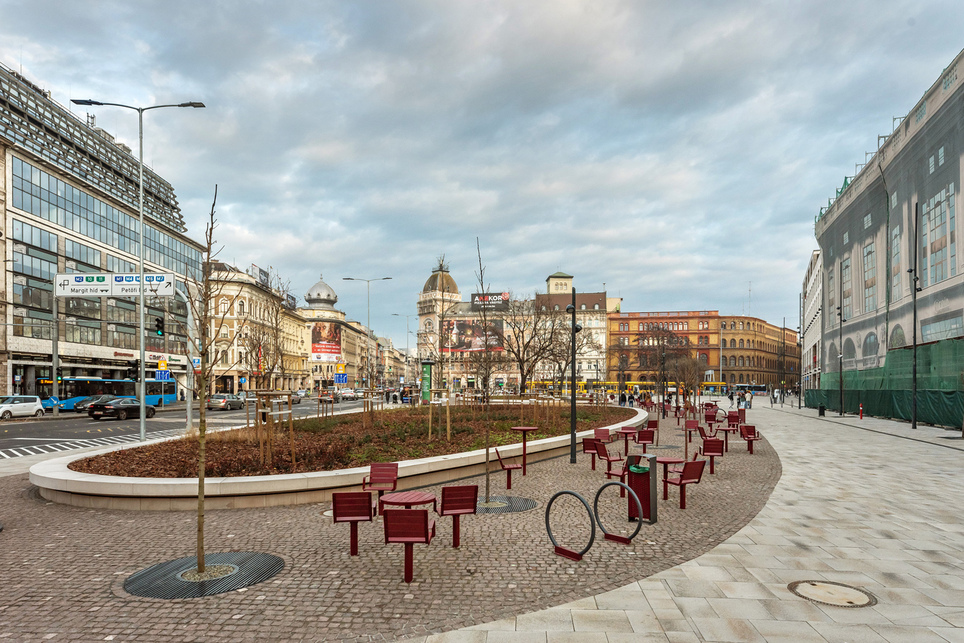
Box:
[55,367,63,381]
[154,316,165,337]
[127,359,140,382]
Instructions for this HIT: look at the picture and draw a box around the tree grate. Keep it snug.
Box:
[123,551,284,599]
[476,495,538,514]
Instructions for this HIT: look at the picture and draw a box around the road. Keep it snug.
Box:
[0,398,369,459]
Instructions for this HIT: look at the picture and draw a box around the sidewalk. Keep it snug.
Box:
[440,404,964,642]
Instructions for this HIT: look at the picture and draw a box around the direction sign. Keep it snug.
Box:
[56,273,176,297]
[334,374,348,385]
[155,370,171,381]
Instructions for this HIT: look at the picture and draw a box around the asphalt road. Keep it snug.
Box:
[0,398,367,459]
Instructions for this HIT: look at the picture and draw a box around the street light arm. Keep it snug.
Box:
[72,99,205,111]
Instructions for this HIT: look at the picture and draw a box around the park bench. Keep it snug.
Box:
[665,459,707,509]
[362,462,399,508]
[740,424,761,454]
[437,485,478,548]
[494,448,522,490]
[383,509,435,583]
[331,491,375,556]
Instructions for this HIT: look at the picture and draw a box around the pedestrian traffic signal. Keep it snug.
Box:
[55,367,63,381]
[127,359,140,382]
[154,316,165,337]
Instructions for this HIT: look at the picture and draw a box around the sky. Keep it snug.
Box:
[3,0,963,350]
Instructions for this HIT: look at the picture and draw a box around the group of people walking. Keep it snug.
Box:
[727,390,754,409]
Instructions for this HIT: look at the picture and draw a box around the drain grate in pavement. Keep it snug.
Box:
[124,551,284,599]
[788,580,877,608]
[476,495,537,514]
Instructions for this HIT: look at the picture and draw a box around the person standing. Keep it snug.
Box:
[728,390,734,408]
[745,390,752,409]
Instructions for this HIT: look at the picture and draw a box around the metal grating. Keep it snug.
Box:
[476,495,538,515]
[787,580,878,608]
[124,551,284,599]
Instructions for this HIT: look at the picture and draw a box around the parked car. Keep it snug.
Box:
[340,388,357,401]
[296,389,308,398]
[206,394,244,411]
[88,397,156,420]
[0,395,46,420]
[74,394,116,413]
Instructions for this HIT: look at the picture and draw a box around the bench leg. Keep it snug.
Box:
[709,456,715,475]
[748,440,754,454]
[452,515,461,548]
[403,543,414,583]
[506,468,512,490]
[679,484,687,510]
[349,521,359,556]
[590,453,596,470]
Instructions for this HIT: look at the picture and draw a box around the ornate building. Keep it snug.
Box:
[299,274,366,390]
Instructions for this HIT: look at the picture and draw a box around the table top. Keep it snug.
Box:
[656,457,685,464]
[380,490,436,506]
[511,426,538,433]
[617,427,637,434]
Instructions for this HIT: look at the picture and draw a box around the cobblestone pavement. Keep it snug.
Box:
[0,411,780,641]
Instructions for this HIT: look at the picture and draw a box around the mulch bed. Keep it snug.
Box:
[69,404,637,478]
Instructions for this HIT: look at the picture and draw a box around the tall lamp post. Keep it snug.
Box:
[343,277,392,390]
[566,288,582,464]
[393,313,416,387]
[71,98,204,441]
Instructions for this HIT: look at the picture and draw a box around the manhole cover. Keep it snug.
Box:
[788,580,877,608]
[124,551,284,599]
[476,495,537,514]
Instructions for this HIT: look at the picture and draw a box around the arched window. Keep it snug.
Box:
[730,322,736,330]
[580,304,586,310]
[739,374,744,383]
[238,300,245,315]
[699,353,708,363]
[730,339,736,348]
[553,305,559,311]
[729,356,737,367]
[219,298,229,315]
[739,356,745,367]
[739,339,744,348]
[593,304,599,310]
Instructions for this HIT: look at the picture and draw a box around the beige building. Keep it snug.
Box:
[208,262,309,394]
[299,274,369,391]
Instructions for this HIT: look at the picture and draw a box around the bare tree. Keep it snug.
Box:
[668,355,704,409]
[544,315,600,393]
[175,186,247,575]
[492,294,563,394]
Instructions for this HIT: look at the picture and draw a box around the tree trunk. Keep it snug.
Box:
[197,407,206,573]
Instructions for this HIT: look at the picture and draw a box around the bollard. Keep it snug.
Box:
[859,403,863,420]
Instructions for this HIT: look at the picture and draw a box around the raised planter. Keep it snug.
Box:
[29,408,646,511]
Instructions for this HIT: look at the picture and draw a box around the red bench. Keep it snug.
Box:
[437,485,478,548]
[595,441,624,474]
[740,424,761,454]
[331,491,375,556]
[383,509,435,583]
[495,448,522,489]
[633,428,655,453]
[699,437,724,474]
[665,459,707,509]
[582,437,599,470]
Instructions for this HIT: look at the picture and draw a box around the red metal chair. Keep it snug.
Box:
[594,428,615,444]
[699,437,724,474]
[331,491,375,556]
[605,457,630,497]
[727,411,740,428]
[740,424,761,454]
[665,459,707,509]
[595,441,624,474]
[582,437,599,470]
[362,462,399,507]
[704,409,720,430]
[437,485,478,548]
[683,419,700,443]
[383,509,436,583]
[633,428,655,453]
[697,424,717,440]
[494,447,523,489]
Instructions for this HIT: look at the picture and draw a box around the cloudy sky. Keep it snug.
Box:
[3,1,963,349]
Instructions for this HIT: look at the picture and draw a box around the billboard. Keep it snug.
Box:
[441,319,504,352]
[471,292,510,311]
[311,321,342,362]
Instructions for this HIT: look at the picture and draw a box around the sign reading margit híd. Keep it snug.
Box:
[471,292,510,311]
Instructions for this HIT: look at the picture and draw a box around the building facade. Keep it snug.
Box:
[0,62,203,398]
[299,274,368,391]
[814,47,964,396]
[801,250,822,393]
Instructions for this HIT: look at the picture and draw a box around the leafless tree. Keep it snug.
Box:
[544,316,601,393]
[491,294,564,394]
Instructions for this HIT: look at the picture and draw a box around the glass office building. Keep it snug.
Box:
[0,62,204,396]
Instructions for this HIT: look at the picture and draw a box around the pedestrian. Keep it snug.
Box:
[728,390,734,408]
[619,392,626,406]
[628,394,634,408]
[745,391,752,409]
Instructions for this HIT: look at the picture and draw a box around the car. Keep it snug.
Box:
[340,388,356,401]
[88,397,156,420]
[73,394,116,413]
[0,395,46,420]
[296,389,307,398]
[206,394,245,411]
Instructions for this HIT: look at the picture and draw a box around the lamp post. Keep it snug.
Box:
[343,277,392,391]
[910,201,921,429]
[393,313,416,387]
[566,288,582,464]
[71,98,204,441]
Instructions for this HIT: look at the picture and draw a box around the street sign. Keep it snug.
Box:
[335,363,346,374]
[158,360,168,370]
[56,273,176,297]
[155,370,171,381]
[239,377,247,384]
[334,374,348,384]
[192,358,201,368]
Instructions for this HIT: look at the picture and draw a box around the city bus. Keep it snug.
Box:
[700,381,727,395]
[36,377,178,410]
[732,383,767,396]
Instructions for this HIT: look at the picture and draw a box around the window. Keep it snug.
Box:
[939,146,945,166]
[65,240,101,268]
[841,258,852,320]
[739,339,744,348]
[863,242,876,312]
[930,155,936,174]
[891,226,901,301]
[238,300,245,315]
[891,192,898,209]
[863,213,872,229]
[107,255,136,274]
[921,185,956,286]
[843,231,849,245]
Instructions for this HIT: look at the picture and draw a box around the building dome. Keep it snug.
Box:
[305,274,339,311]
[422,260,458,294]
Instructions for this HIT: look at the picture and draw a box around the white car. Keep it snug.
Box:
[0,395,45,420]
[340,388,357,400]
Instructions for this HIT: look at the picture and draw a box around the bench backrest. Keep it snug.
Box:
[582,438,599,454]
[494,447,513,467]
[369,462,399,484]
[680,459,706,484]
[635,428,655,443]
[331,491,373,523]
[740,424,758,439]
[684,419,699,430]
[440,485,478,516]
[595,441,613,460]
[646,419,659,430]
[701,438,724,457]
[384,509,433,544]
[594,428,611,442]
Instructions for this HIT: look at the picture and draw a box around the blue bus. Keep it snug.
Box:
[37,377,178,411]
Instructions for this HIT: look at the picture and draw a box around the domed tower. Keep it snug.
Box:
[417,257,461,361]
[304,274,341,315]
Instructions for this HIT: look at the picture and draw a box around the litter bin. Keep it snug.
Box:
[818,405,825,416]
[626,454,658,524]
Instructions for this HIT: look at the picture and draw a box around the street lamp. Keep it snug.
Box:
[566,289,582,464]
[71,98,204,441]
[393,312,416,387]
[343,277,392,390]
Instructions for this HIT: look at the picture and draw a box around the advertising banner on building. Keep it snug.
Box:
[311,321,342,362]
[471,292,510,311]
[441,319,504,352]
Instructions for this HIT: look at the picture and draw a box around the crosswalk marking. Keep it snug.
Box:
[0,428,185,459]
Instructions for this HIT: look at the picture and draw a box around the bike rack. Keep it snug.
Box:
[544,490,595,561]
[546,482,645,559]
[594,482,642,545]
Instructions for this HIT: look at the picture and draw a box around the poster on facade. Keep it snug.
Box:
[311,322,342,361]
[441,319,504,352]
[471,292,511,311]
